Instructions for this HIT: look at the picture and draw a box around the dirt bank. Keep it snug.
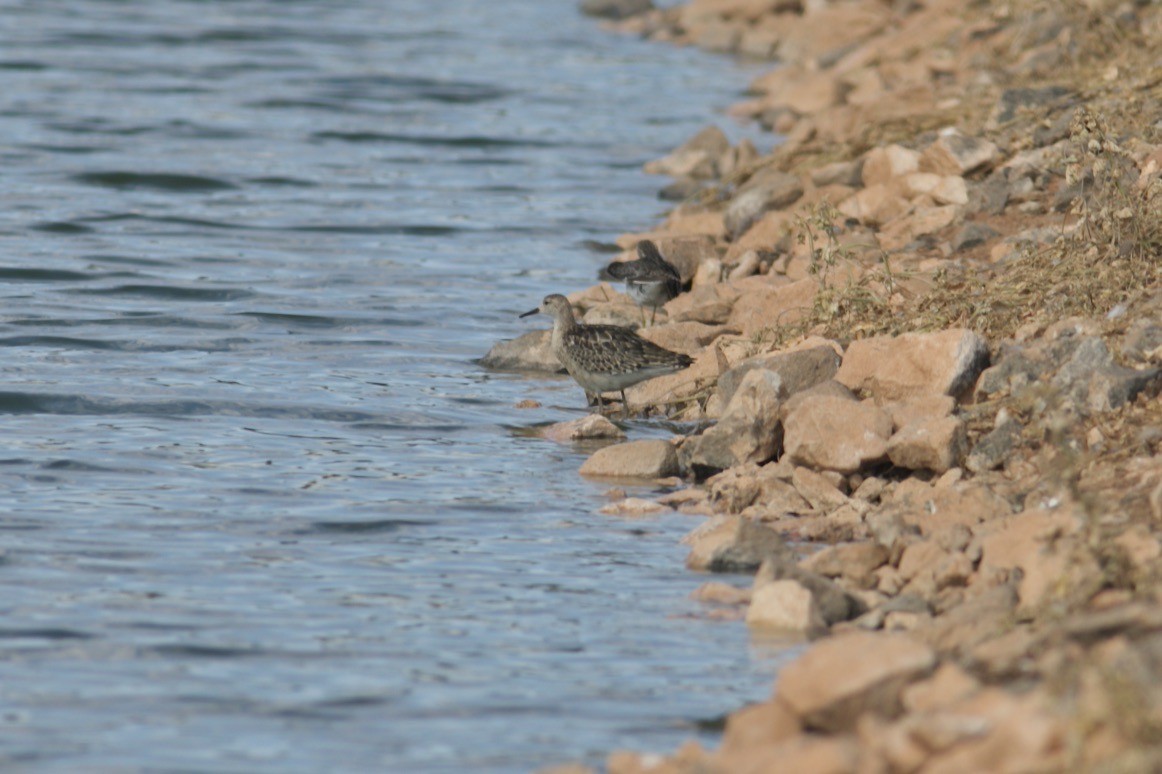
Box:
[513,1,1162,771]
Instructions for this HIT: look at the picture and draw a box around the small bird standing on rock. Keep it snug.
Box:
[520,293,693,415]
[605,239,682,327]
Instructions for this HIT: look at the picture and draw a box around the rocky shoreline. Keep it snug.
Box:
[489,1,1162,771]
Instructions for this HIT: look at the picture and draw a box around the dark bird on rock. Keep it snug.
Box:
[605,239,682,327]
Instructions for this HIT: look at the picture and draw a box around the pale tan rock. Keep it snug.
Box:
[579,439,678,479]
[836,329,989,401]
[747,579,826,633]
[897,540,948,583]
[893,172,968,205]
[665,283,739,324]
[690,257,723,289]
[684,514,790,572]
[901,662,981,713]
[792,466,850,512]
[725,167,805,238]
[877,204,960,251]
[776,631,936,732]
[687,368,786,473]
[886,416,968,473]
[644,124,730,179]
[837,183,910,227]
[783,395,893,474]
[1113,523,1161,570]
[540,415,626,443]
[727,277,818,336]
[811,159,864,188]
[881,394,956,431]
[774,66,844,115]
[714,735,859,774]
[919,131,1000,176]
[537,763,597,774]
[800,542,889,589]
[861,144,922,186]
[599,497,666,517]
[623,348,717,414]
[638,320,725,354]
[660,205,725,239]
[895,481,1013,536]
[582,300,645,328]
[921,689,1066,773]
[732,209,796,254]
[727,249,761,280]
[718,699,801,757]
[691,581,751,606]
[717,344,841,406]
[482,329,562,373]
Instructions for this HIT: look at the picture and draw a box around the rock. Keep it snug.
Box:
[727,277,818,336]
[902,662,981,713]
[920,689,1066,772]
[783,395,892,474]
[811,159,864,188]
[657,176,705,202]
[724,168,804,238]
[540,414,626,443]
[861,145,921,186]
[881,394,956,430]
[966,171,1012,216]
[579,439,678,479]
[666,283,738,324]
[978,505,1100,613]
[791,466,850,512]
[684,515,791,573]
[886,417,968,473]
[877,205,960,251]
[599,497,667,517]
[965,417,1021,473]
[1122,318,1162,362]
[951,222,1000,252]
[837,184,910,227]
[1051,336,1161,413]
[775,632,936,732]
[892,173,967,205]
[836,329,989,400]
[686,368,786,475]
[481,329,563,372]
[718,700,801,757]
[756,556,866,626]
[644,125,731,180]
[691,581,750,606]
[919,132,1000,176]
[638,320,726,354]
[991,85,1073,125]
[800,542,889,589]
[746,579,826,634]
[717,345,841,406]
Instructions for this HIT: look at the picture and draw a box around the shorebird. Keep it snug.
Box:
[520,293,693,415]
[605,239,682,327]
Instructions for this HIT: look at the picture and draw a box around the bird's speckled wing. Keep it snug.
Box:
[562,325,691,376]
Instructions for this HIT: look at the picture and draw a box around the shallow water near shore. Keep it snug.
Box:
[0,1,783,771]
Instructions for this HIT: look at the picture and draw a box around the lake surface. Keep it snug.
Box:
[0,1,786,771]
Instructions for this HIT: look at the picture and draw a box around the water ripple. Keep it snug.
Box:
[72,171,237,193]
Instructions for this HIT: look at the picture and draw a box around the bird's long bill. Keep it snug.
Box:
[518,307,540,319]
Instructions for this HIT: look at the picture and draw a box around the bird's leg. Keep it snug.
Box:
[649,305,657,326]
[595,392,605,413]
[620,389,630,418]
[639,306,647,329]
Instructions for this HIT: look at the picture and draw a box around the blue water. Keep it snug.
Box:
[0,1,784,770]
